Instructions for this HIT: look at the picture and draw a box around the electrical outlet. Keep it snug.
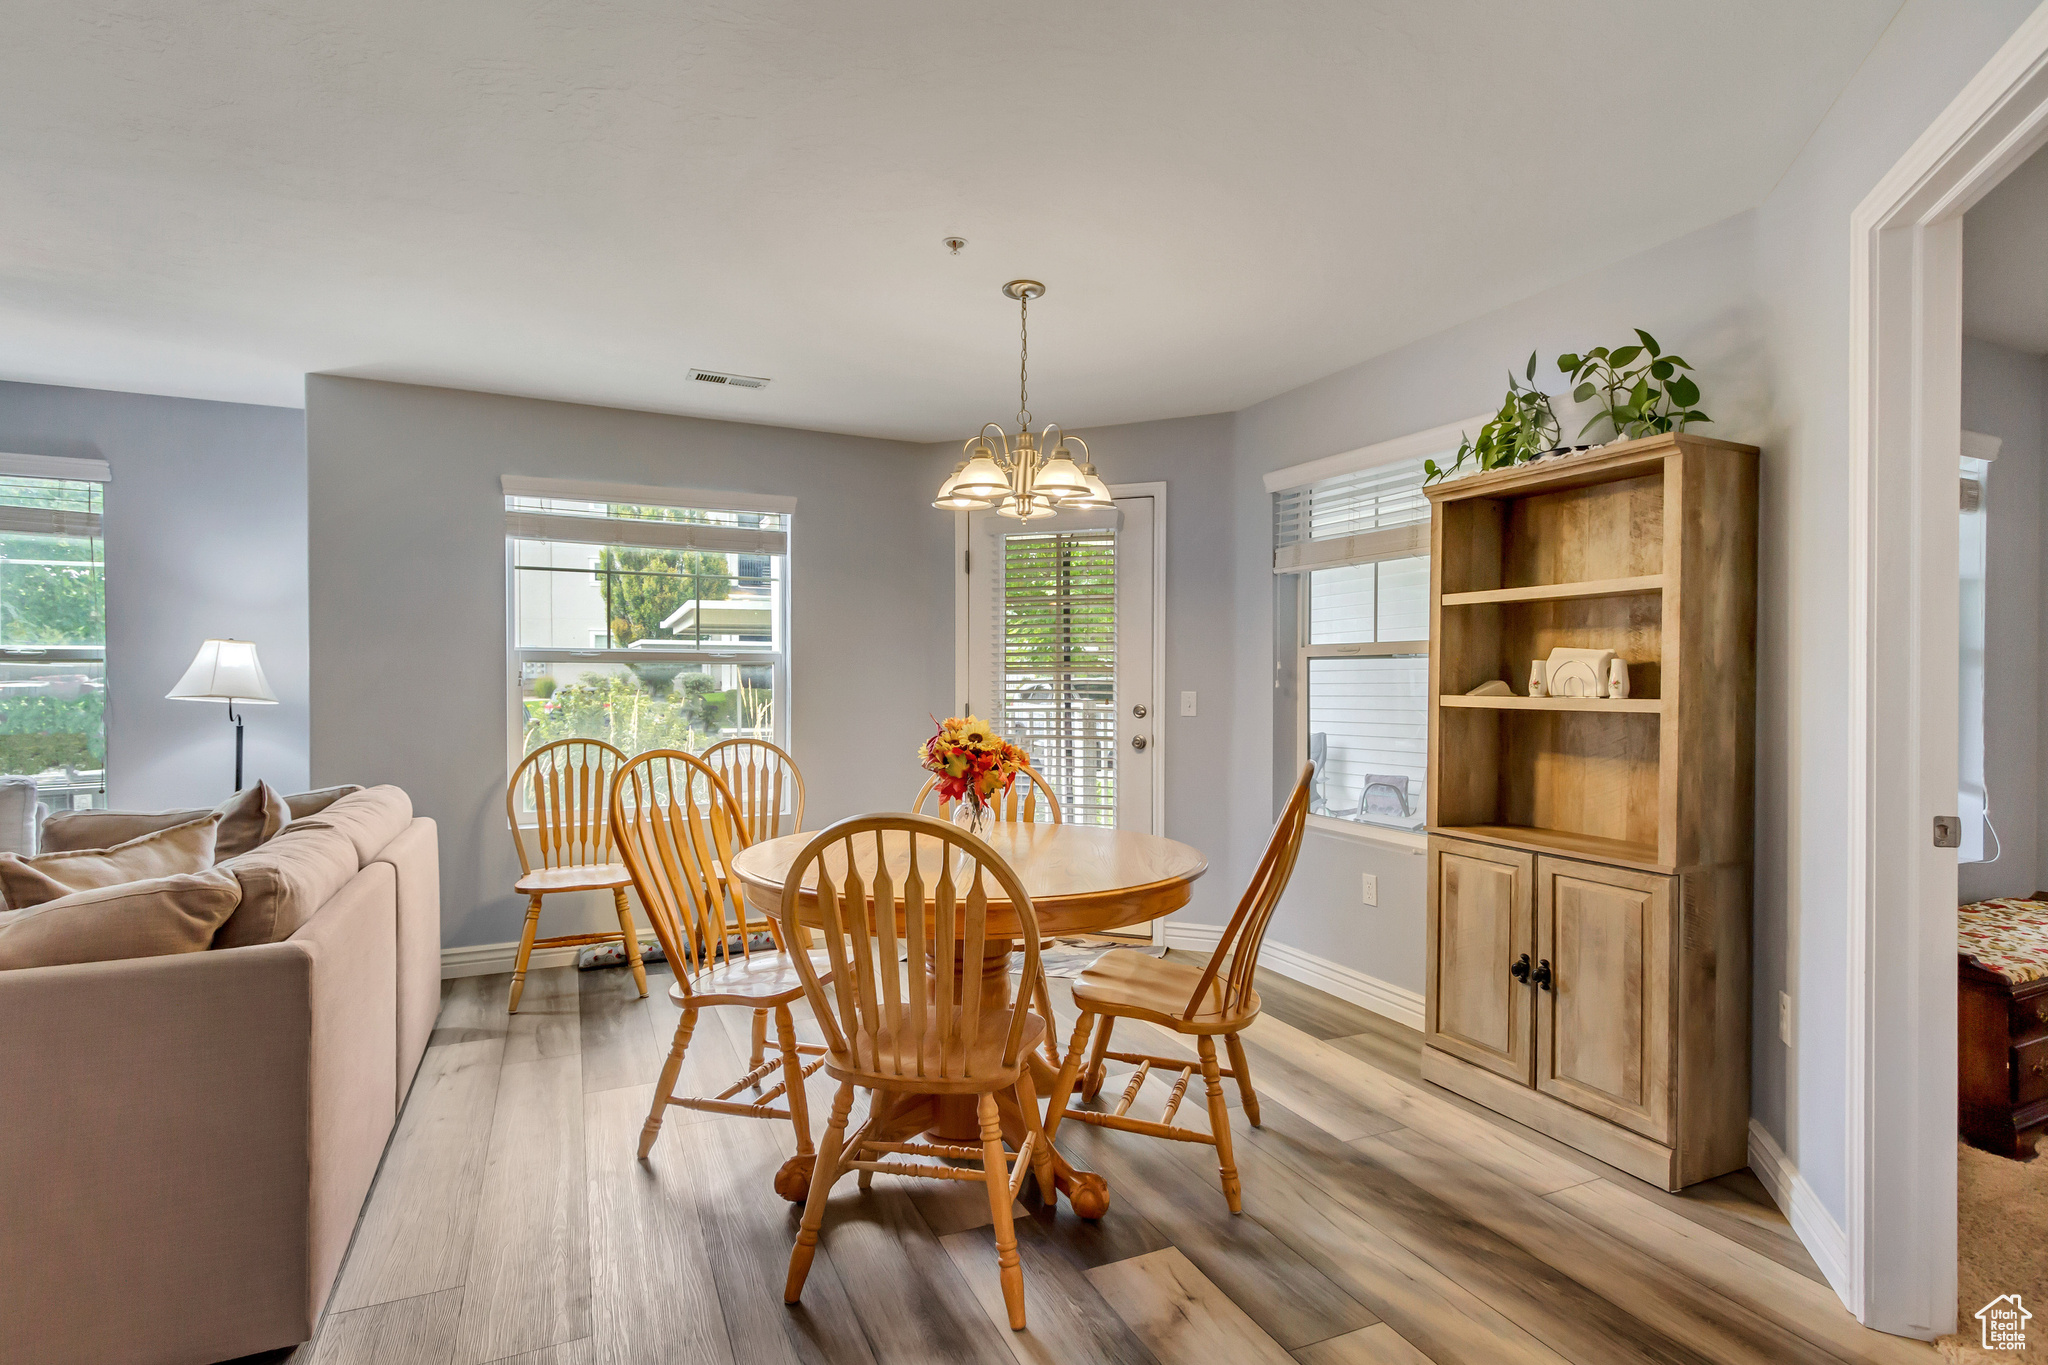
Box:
[1180,690,1198,717]
[1361,873,1377,906]
[1779,991,1792,1045]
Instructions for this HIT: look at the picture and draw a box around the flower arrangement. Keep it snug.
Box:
[919,714,1030,813]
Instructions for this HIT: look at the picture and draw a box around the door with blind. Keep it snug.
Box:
[963,497,1156,833]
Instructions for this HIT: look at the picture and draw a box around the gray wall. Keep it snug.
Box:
[306,376,954,950]
[0,380,309,808]
[1228,211,1767,1003]
[1959,337,2046,904]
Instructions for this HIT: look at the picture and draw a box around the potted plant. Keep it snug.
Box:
[1557,329,1711,442]
[1424,353,1561,485]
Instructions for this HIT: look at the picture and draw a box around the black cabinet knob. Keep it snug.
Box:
[1510,953,1531,983]
[1532,959,1553,991]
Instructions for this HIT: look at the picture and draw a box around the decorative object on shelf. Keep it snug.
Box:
[918,714,1030,837]
[1361,773,1413,821]
[1543,647,1617,699]
[1557,330,1711,443]
[1466,680,1514,697]
[166,639,278,792]
[1608,658,1631,700]
[1527,661,1548,698]
[932,281,1112,518]
[1424,353,1562,485]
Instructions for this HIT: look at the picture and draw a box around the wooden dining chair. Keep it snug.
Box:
[911,761,1062,824]
[505,738,647,1013]
[611,749,830,1199]
[912,762,1064,1069]
[781,814,1057,1331]
[702,736,806,843]
[1040,763,1314,1214]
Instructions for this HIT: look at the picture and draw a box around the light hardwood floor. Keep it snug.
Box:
[226,952,1935,1365]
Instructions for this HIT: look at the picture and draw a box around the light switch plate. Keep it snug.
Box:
[1779,991,1792,1045]
[1361,873,1377,906]
[1180,690,1198,717]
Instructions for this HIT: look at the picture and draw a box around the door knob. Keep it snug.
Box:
[1132,703,1148,719]
[1131,735,1149,751]
[1509,953,1531,984]
[1532,959,1553,991]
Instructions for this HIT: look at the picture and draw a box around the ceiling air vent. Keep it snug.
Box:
[687,368,770,390]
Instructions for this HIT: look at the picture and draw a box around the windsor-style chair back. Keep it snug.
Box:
[911,763,1063,824]
[702,736,806,843]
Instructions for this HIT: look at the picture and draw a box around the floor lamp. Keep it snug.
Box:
[167,639,278,792]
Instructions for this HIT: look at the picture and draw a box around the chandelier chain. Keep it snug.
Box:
[1018,291,1031,430]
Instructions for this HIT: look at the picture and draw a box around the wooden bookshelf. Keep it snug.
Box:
[1419,432,1757,1190]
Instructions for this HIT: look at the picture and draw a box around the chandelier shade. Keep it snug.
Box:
[933,280,1110,519]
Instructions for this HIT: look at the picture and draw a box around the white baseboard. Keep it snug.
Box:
[1746,1117,1852,1301]
[1159,922,1426,1032]
[440,938,658,979]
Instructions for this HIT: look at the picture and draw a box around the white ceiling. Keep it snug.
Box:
[1966,143,2048,355]
[0,2,1903,441]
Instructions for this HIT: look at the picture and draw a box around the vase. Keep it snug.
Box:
[952,798,997,839]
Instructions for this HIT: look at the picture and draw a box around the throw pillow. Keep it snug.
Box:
[0,867,242,970]
[283,784,364,821]
[212,822,362,948]
[0,814,221,910]
[38,781,291,860]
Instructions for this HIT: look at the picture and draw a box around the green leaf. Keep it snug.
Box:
[1573,381,1596,403]
[1683,410,1712,424]
[1610,345,1643,367]
[1525,351,1538,382]
[1629,376,1652,406]
[1668,375,1700,407]
[1650,360,1674,381]
[1635,328,1660,357]
[1558,353,1580,372]
[1588,347,1609,359]
[1662,355,1691,370]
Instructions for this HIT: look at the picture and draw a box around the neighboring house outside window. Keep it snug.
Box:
[1273,451,1435,833]
[503,479,791,780]
[0,455,110,812]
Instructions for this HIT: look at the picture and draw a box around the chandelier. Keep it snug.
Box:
[933,280,1111,518]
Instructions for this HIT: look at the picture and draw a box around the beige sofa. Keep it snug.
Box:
[0,787,441,1365]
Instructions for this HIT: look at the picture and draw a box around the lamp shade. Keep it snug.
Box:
[932,462,994,510]
[1033,451,1089,500]
[167,639,278,704]
[951,450,1010,500]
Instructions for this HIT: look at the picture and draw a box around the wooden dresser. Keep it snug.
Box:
[1419,433,1758,1192]
[1958,897,2048,1157]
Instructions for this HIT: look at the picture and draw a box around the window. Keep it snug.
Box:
[1274,453,1433,831]
[0,458,110,811]
[505,481,789,770]
[997,531,1116,825]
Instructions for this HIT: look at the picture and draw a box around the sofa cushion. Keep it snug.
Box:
[213,822,362,949]
[39,782,290,860]
[283,784,364,821]
[288,786,413,867]
[0,867,242,970]
[0,814,221,910]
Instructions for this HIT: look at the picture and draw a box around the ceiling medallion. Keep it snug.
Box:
[933,280,1110,518]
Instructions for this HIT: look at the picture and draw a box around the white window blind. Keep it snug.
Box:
[995,531,1117,826]
[1272,455,1432,573]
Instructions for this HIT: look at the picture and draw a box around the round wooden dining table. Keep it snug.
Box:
[730,822,1207,1218]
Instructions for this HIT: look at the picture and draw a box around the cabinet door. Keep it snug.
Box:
[1534,857,1674,1142]
[1426,837,1534,1084]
